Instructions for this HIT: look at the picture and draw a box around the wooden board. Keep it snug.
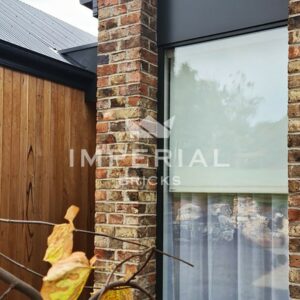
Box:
[0,67,96,299]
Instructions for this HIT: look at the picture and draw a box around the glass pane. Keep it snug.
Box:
[169,27,288,193]
[163,193,288,300]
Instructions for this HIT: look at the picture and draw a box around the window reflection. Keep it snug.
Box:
[165,194,288,300]
[165,27,289,300]
[169,28,288,194]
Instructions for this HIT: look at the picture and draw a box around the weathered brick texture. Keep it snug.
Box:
[95,0,157,297]
[289,1,300,298]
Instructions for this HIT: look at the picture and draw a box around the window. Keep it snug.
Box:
[163,27,288,300]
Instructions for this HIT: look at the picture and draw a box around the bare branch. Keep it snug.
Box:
[0,284,15,300]
[75,228,147,249]
[0,218,56,227]
[125,248,155,284]
[0,218,148,249]
[0,251,43,278]
[154,249,194,267]
[105,247,154,286]
[0,268,42,300]
[0,217,194,267]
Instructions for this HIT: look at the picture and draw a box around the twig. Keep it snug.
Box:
[0,284,15,300]
[90,281,154,300]
[0,268,42,300]
[75,228,146,248]
[154,248,193,267]
[100,247,155,299]
[0,218,56,227]
[105,247,154,286]
[0,218,194,267]
[0,251,43,278]
[125,247,155,284]
[0,218,147,249]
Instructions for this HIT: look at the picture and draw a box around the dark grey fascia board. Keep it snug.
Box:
[0,39,96,102]
[80,0,98,17]
[158,0,288,46]
[80,0,93,9]
[93,0,98,17]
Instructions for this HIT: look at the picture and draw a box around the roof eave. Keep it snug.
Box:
[0,39,96,102]
[80,0,98,18]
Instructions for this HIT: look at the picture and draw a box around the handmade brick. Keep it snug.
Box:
[121,12,140,25]
[290,1,300,15]
[96,122,109,133]
[289,209,300,222]
[290,15,300,30]
[108,214,124,224]
[97,64,118,76]
[290,194,300,207]
[96,0,157,295]
[290,30,300,44]
[290,238,300,253]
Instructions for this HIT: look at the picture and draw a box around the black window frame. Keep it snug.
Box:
[156,20,288,300]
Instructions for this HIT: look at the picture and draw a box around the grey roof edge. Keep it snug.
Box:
[0,0,96,63]
[59,42,98,54]
[0,38,96,101]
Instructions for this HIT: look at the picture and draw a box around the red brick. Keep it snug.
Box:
[97,65,118,76]
[290,209,300,222]
[98,0,118,7]
[98,41,118,53]
[117,156,132,167]
[97,76,109,87]
[95,213,107,223]
[128,96,140,106]
[290,255,300,267]
[95,190,107,201]
[96,168,108,179]
[112,4,127,16]
[127,71,141,83]
[95,249,115,260]
[108,214,124,224]
[95,0,158,293]
[121,12,140,25]
[96,122,109,133]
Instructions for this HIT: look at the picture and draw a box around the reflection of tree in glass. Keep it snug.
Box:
[171,63,287,169]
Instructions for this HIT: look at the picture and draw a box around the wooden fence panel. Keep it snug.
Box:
[0,67,96,299]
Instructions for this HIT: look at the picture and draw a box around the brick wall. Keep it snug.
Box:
[289,1,300,298]
[95,0,158,297]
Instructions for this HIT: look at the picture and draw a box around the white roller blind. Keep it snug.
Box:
[169,28,288,194]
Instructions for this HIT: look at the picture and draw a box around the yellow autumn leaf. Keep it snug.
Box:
[64,205,80,225]
[100,288,133,300]
[43,206,79,265]
[41,252,92,300]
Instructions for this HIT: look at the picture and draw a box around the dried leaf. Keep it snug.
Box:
[43,223,74,265]
[90,255,97,266]
[43,205,79,265]
[64,205,79,224]
[41,252,92,300]
[101,289,133,300]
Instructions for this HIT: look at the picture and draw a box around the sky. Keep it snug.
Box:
[21,0,98,36]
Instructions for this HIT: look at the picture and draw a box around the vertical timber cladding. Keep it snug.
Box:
[96,0,158,297]
[0,67,96,299]
[289,1,300,298]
